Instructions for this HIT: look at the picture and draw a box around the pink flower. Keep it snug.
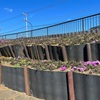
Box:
[73,66,77,69]
[61,66,66,71]
[95,60,100,65]
[70,66,77,71]
[77,68,85,72]
[71,68,74,71]
[91,61,97,66]
[84,61,100,66]
[80,61,82,64]
[16,58,18,60]
[41,60,47,63]
[18,56,21,59]
[83,65,86,68]
[84,61,92,65]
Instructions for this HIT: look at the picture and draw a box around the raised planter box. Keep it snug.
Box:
[73,72,100,100]
[1,43,100,62]
[47,45,63,61]
[65,44,87,62]
[90,43,100,61]
[28,69,69,100]
[1,65,100,100]
[12,44,24,57]
[2,66,25,92]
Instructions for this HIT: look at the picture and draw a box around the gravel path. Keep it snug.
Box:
[0,85,44,100]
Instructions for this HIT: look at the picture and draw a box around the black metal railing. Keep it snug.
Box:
[0,13,100,39]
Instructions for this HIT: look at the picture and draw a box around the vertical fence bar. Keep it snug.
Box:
[47,27,48,37]
[90,17,92,31]
[31,30,32,37]
[82,18,84,33]
[96,15,97,27]
[77,20,78,33]
[93,16,94,28]
[75,21,76,33]
[5,35,6,39]
[16,33,18,39]
[80,19,81,33]
[99,14,100,26]
[89,17,91,32]
[86,18,87,32]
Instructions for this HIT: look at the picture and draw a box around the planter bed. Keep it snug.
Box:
[1,32,100,62]
[2,66,25,92]
[0,32,100,47]
[1,32,100,99]
[73,72,100,100]
[1,56,100,100]
[1,64,100,100]
[1,56,100,75]
[28,69,69,100]
[1,43,100,62]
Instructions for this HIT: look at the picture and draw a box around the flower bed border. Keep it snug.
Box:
[1,64,100,100]
[1,43,100,62]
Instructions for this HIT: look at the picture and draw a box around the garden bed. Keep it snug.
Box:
[0,32,100,47]
[1,56,100,76]
[1,32,100,99]
[1,64,100,100]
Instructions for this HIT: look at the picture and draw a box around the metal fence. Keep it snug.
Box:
[0,13,100,39]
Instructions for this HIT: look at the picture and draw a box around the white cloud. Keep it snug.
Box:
[4,8,13,13]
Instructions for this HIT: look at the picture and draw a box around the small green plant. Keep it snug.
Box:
[14,63,20,68]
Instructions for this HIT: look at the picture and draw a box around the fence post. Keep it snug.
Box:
[5,35,6,39]
[30,30,32,37]
[82,18,84,33]
[16,33,18,39]
[68,71,75,100]
[47,27,48,37]
[0,62,2,84]
[24,66,31,96]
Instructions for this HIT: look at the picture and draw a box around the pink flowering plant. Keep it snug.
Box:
[61,65,66,71]
[1,56,100,75]
[71,60,100,75]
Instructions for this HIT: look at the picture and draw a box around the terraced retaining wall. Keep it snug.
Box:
[1,43,100,62]
[1,65,100,100]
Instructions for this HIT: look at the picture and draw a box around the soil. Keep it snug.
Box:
[0,85,44,100]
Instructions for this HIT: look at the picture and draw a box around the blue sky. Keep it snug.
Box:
[0,0,100,35]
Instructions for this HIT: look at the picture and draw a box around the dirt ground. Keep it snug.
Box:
[0,84,44,100]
